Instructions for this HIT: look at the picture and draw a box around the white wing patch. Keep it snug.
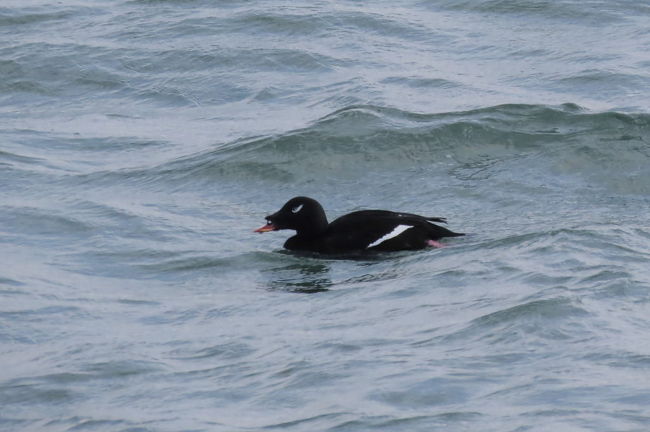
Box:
[367,224,412,248]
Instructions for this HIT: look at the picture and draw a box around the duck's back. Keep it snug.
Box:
[306,210,463,253]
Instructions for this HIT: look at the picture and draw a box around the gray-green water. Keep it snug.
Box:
[2,1,650,431]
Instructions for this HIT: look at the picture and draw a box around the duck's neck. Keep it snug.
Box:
[296,213,328,238]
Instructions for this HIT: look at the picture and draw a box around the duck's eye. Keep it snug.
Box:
[266,220,273,225]
[291,204,303,213]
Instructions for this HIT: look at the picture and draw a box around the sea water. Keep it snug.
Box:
[2,1,650,431]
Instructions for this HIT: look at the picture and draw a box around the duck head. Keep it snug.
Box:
[255,196,328,237]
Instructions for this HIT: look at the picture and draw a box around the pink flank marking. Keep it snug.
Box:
[426,240,445,248]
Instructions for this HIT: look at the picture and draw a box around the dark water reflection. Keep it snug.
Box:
[264,261,333,293]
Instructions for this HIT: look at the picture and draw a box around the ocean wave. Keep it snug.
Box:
[428,0,631,24]
[66,104,650,195]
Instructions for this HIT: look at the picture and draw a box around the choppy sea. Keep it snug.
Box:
[2,1,650,431]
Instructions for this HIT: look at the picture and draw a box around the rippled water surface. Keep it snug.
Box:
[2,1,650,431]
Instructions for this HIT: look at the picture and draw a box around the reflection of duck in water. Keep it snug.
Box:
[255,196,464,254]
[266,261,332,293]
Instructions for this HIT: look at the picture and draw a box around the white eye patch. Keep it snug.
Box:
[291,204,303,213]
